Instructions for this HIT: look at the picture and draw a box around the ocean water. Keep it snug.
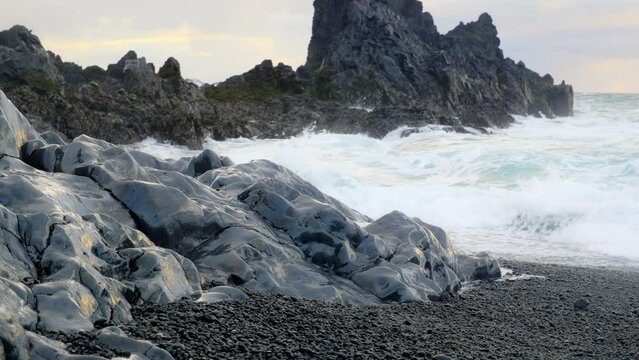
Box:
[130,94,639,268]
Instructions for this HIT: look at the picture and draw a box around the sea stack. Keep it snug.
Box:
[305,0,574,120]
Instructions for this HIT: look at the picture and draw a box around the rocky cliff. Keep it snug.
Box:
[0,0,573,147]
[304,0,573,121]
[0,89,500,357]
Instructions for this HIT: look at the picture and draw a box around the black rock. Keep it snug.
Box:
[575,298,590,311]
[0,87,501,322]
[158,57,182,80]
[305,0,573,119]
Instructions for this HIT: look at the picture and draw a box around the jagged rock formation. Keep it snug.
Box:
[0,26,220,148]
[208,0,574,136]
[303,0,573,121]
[1,0,573,147]
[1,90,499,356]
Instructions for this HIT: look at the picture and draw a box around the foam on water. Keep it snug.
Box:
[129,94,639,268]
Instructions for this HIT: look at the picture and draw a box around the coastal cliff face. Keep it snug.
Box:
[0,0,574,147]
[305,0,573,121]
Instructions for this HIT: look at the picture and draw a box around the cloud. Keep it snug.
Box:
[43,25,275,54]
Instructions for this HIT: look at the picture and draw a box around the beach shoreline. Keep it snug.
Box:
[47,260,639,359]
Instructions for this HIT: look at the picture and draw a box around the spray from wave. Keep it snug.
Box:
[129,93,639,268]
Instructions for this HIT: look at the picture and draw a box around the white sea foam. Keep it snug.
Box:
[128,93,639,268]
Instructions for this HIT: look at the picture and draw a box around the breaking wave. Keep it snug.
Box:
[130,93,639,268]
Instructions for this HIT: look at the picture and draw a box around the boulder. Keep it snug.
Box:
[17,130,500,305]
[196,286,250,304]
[0,150,202,333]
[96,326,174,360]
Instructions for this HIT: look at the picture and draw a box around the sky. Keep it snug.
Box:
[1,0,638,93]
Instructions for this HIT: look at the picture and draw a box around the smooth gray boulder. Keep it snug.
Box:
[0,150,202,332]
[196,292,233,304]
[96,327,174,360]
[33,280,101,332]
[0,205,37,284]
[0,278,37,329]
[39,130,67,145]
[199,159,368,222]
[119,247,201,304]
[24,329,166,360]
[237,178,386,274]
[453,252,502,281]
[203,286,250,302]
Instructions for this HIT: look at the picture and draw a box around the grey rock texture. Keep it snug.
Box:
[0,88,500,357]
[0,91,202,357]
[1,1,573,147]
[0,305,29,360]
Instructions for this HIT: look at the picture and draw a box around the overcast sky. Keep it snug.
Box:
[2,0,638,93]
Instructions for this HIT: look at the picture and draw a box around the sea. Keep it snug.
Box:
[129,93,639,268]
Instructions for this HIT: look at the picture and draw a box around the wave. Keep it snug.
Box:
[128,93,639,268]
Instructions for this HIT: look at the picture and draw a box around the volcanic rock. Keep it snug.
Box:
[0,87,499,311]
[0,0,573,146]
[0,82,502,356]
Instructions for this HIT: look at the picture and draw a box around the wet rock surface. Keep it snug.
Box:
[1,0,573,147]
[0,89,502,357]
[53,261,639,359]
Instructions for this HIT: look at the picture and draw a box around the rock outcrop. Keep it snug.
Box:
[1,0,573,147]
[0,89,499,356]
[0,26,220,149]
[205,60,305,101]
[304,0,573,120]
